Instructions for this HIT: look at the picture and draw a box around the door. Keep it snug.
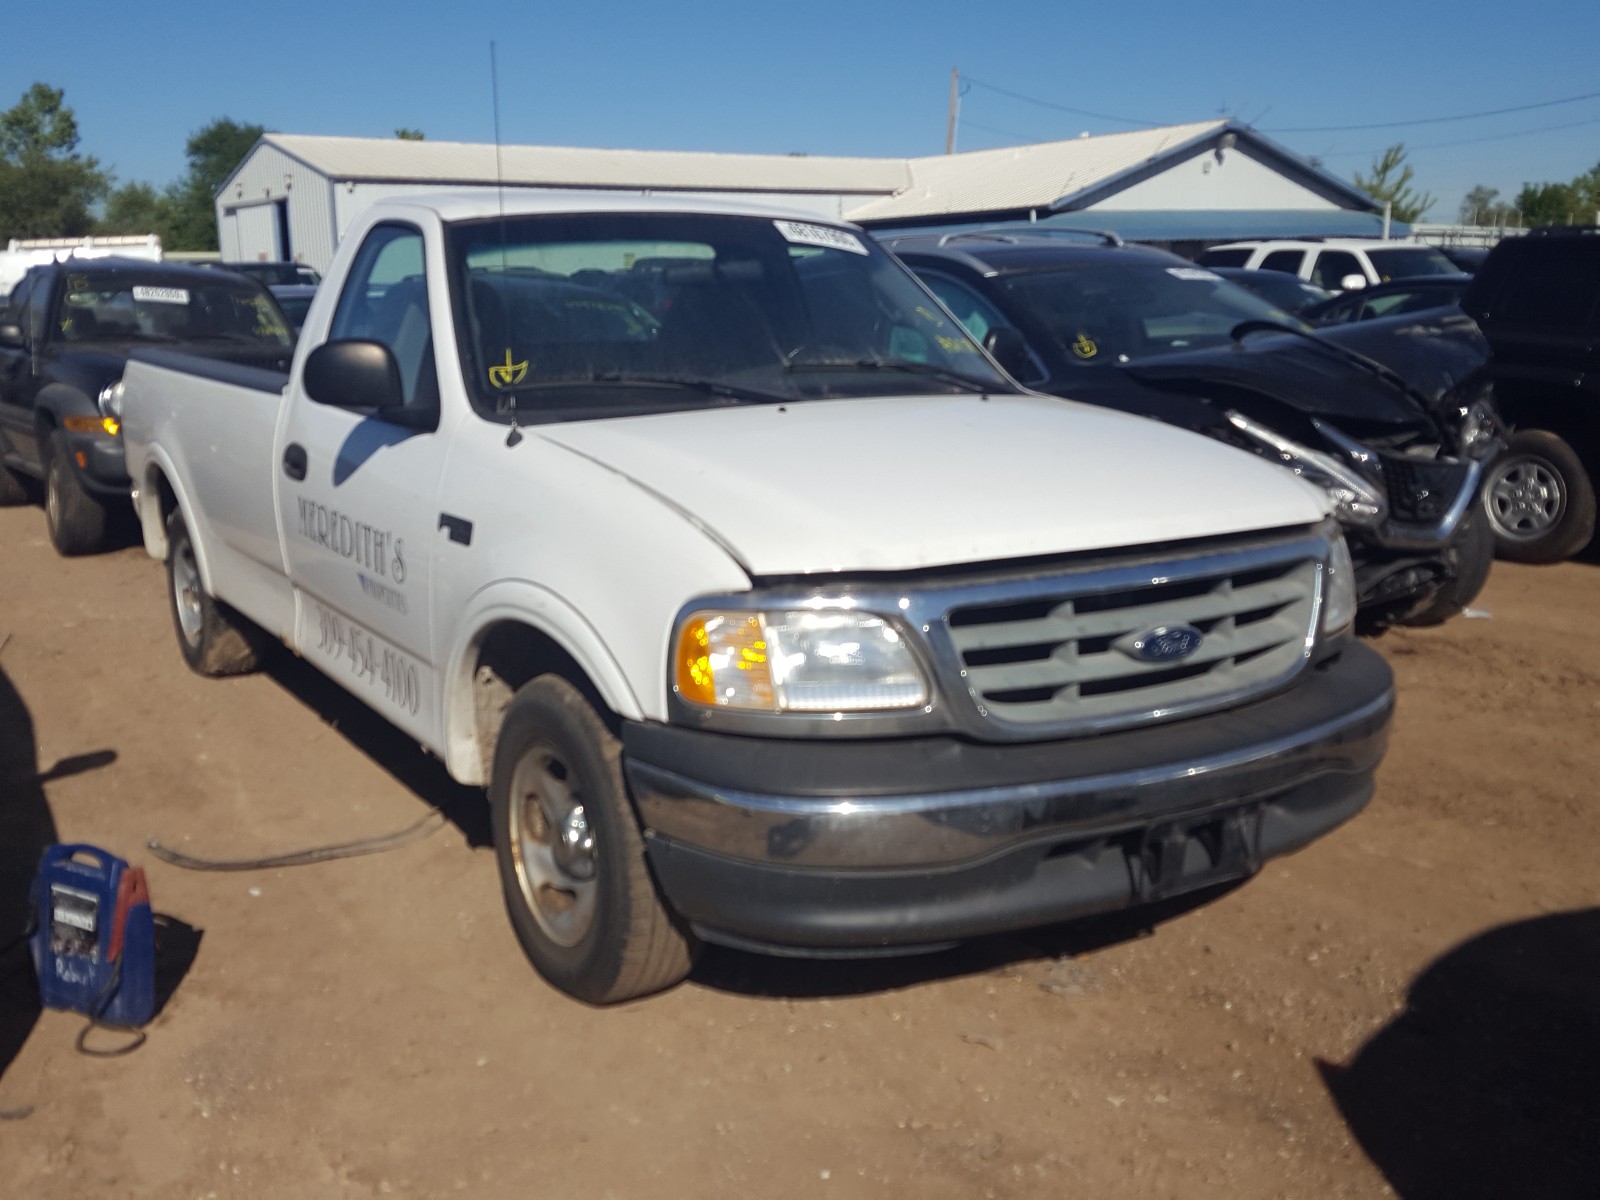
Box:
[0,271,49,469]
[277,222,447,744]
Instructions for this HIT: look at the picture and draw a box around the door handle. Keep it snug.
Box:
[282,443,307,481]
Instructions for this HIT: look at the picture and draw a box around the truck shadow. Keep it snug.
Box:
[0,665,58,1094]
[1319,908,1600,1200]
[262,651,491,848]
[691,882,1244,999]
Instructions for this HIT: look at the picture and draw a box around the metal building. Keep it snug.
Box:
[216,121,1384,271]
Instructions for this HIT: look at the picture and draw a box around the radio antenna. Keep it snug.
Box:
[489,40,522,444]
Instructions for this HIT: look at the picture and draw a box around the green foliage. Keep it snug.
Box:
[395,128,425,141]
[100,181,170,235]
[1352,143,1435,224]
[1459,184,1516,226]
[1516,182,1583,226]
[0,83,108,238]
[160,118,266,251]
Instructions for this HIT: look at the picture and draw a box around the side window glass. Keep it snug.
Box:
[1312,251,1363,290]
[1260,250,1304,275]
[329,225,437,411]
[918,271,1044,381]
[6,275,34,324]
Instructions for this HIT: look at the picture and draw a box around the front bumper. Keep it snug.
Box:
[64,431,130,496]
[624,641,1393,953]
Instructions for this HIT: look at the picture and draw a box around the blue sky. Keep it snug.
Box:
[12,0,1600,223]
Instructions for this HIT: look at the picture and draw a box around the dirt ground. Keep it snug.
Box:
[1,502,1597,1200]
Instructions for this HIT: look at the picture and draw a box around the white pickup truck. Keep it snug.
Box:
[119,193,1393,1004]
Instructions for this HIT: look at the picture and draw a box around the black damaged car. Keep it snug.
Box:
[884,229,1501,628]
[0,258,295,554]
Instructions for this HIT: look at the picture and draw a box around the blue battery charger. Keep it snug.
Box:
[29,844,155,1029]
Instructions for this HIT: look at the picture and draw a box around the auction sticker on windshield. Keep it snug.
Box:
[775,221,868,256]
[132,286,190,305]
[1166,268,1221,283]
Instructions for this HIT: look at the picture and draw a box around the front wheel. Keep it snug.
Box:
[44,430,107,555]
[490,675,695,1004]
[1482,429,1597,563]
[165,509,263,677]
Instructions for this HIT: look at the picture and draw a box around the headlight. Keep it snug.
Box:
[97,379,125,421]
[674,609,929,713]
[1456,396,1501,460]
[1321,530,1357,637]
[1227,412,1387,528]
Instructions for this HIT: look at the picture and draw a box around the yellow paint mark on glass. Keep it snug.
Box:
[1071,332,1099,359]
[489,349,528,388]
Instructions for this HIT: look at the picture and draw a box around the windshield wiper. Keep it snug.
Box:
[783,355,996,391]
[490,373,786,405]
[1229,319,1437,415]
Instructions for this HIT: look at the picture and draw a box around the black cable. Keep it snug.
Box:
[73,959,145,1059]
[962,76,1169,128]
[1265,88,1600,133]
[146,809,446,872]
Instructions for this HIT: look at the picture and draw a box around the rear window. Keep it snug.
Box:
[1196,248,1251,267]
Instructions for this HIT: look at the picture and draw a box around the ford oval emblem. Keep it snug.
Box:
[1123,624,1205,664]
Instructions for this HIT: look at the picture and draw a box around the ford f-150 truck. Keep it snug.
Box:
[119,193,1393,1004]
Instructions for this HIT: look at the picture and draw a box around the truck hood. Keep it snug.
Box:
[536,392,1328,576]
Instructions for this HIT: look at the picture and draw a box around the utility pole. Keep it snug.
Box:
[945,67,959,155]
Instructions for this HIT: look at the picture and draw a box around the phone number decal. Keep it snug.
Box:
[313,602,421,716]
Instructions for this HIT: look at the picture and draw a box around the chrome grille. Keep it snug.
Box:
[943,552,1319,732]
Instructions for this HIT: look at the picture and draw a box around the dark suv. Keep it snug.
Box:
[0,258,295,554]
[884,229,1502,627]
[1462,227,1600,562]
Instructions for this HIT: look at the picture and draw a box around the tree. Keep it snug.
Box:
[395,128,425,141]
[1353,143,1435,224]
[1516,181,1582,227]
[161,117,265,251]
[0,83,108,238]
[1459,184,1512,226]
[100,181,169,235]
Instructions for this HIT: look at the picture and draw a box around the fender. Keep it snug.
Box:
[34,381,97,438]
[441,579,646,785]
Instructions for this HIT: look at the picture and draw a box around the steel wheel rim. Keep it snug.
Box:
[508,739,598,948]
[173,539,205,645]
[1485,454,1565,540]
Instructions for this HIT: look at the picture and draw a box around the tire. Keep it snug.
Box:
[490,675,695,1004]
[1394,507,1495,627]
[1481,429,1597,564]
[165,509,263,677]
[43,429,107,555]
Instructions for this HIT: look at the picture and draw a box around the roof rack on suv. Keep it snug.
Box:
[886,226,1124,250]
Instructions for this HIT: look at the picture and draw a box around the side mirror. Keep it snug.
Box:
[304,339,405,412]
[0,321,25,349]
[983,326,1032,378]
[1339,274,1368,292]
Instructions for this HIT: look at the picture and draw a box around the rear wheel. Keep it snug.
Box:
[165,509,263,676]
[43,430,107,555]
[1482,429,1596,563]
[490,675,695,1004]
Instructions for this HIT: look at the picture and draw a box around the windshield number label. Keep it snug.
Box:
[132,285,189,305]
[312,602,421,716]
[774,221,868,256]
[1166,268,1220,283]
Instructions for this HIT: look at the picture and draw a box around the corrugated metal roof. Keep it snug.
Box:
[265,134,909,194]
[869,209,1407,243]
[844,121,1228,222]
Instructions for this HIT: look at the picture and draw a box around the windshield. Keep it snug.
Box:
[1000,263,1308,365]
[53,272,293,345]
[447,212,1010,416]
[1365,246,1459,281]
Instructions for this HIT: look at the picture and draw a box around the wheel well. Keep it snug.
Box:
[469,622,616,781]
[1494,391,1600,464]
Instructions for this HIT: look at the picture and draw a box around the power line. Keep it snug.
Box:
[961,76,1169,128]
[1315,113,1600,159]
[1265,89,1600,133]
[959,117,1053,144]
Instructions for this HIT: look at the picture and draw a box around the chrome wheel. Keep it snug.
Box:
[508,741,599,948]
[172,536,205,646]
[44,462,61,534]
[1485,454,1564,541]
